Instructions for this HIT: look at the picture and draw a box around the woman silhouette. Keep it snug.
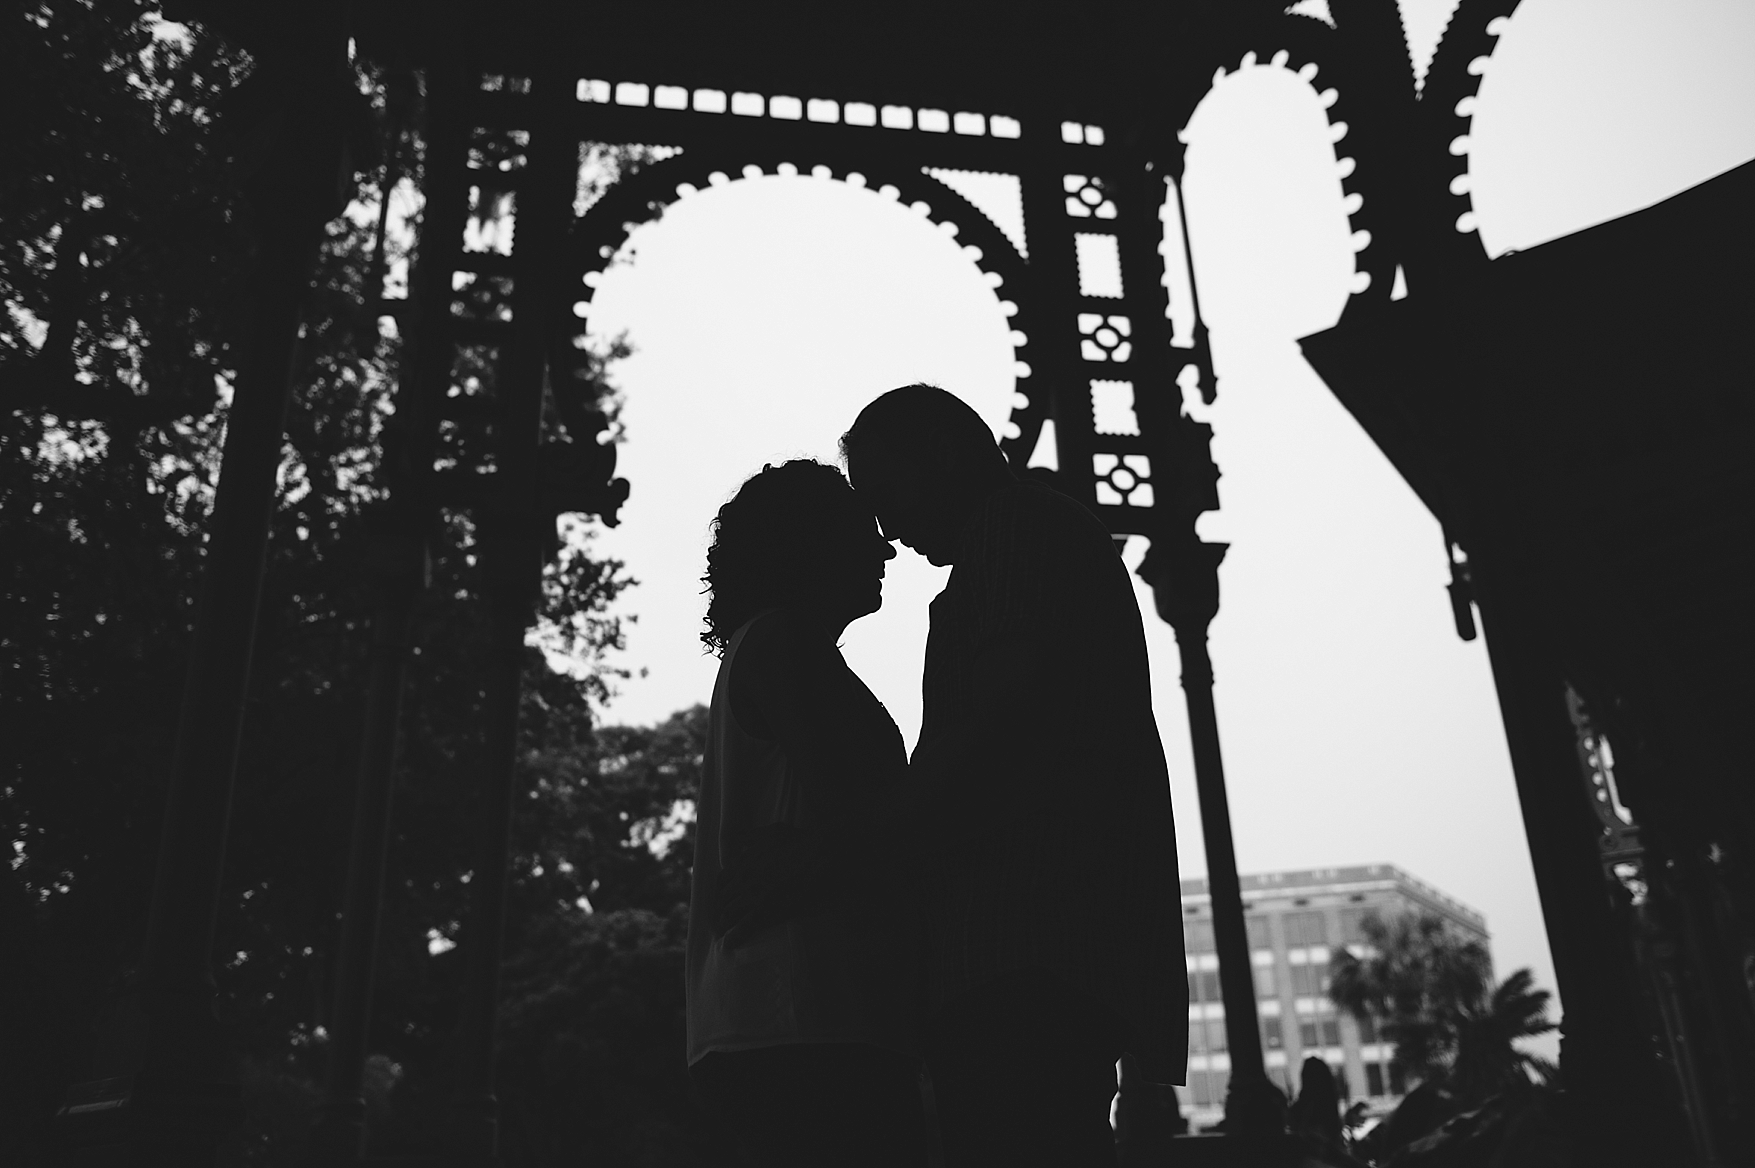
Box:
[685,459,924,1166]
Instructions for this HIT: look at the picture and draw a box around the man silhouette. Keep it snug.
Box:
[841,384,1187,1167]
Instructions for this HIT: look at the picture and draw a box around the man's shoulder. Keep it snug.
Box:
[969,478,1116,556]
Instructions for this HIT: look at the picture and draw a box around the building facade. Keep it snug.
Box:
[1177,865,1490,1129]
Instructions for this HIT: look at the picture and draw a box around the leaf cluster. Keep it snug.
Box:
[1328,912,1556,1105]
[1,0,252,425]
[1328,912,1492,1085]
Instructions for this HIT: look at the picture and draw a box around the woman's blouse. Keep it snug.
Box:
[686,610,915,1065]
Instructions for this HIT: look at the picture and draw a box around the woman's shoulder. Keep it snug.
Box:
[727,608,838,688]
[732,606,810,657]
[723,610,796,740]
[726,608,868,746]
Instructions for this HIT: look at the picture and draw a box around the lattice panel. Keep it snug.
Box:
[449,69,1213,539]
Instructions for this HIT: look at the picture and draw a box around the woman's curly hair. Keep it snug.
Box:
[701,459,864,656]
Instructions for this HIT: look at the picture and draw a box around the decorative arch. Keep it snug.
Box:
[559,149,1045,464]
[1415,0,1523,275]
[1186,0,1524,305]
[1194,12,1411,307]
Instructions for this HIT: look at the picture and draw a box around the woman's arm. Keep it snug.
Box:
[733,610,900,822]
[715,611,901,944]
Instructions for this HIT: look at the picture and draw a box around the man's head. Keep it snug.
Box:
[840,384,1015,566]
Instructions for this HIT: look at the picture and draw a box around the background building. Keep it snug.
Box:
[1177,865,1490,1129]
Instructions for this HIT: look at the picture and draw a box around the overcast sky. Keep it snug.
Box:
[562,0,1755,1035]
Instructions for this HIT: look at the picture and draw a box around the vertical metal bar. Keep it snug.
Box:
[446,543,542,1160]
[1168,174,1214,402]
[1174,626,1266,1090]
[311,63,469,1161]
[444,55,572,1163]
[311,582,417,1158]
[1016,102,1097,505]
[1123,133,1276,1132]
[1142,537,1277,1132]
[1110,148,1171,469]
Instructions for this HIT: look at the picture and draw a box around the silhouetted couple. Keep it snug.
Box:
[685,385,1188,1167]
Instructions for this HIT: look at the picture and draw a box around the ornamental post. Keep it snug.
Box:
[441,53,576,1163]
[1132,159,1282,1136]
[1137,532,1281,1133]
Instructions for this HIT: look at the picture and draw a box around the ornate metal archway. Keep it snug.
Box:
[382,67,1244,1159]
[566,153,1045,456]
[432,67,1224,542]
[57,1,1738,1164]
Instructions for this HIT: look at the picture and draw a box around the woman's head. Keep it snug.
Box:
[701,459,895,655]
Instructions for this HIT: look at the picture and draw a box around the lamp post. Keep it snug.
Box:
[1138,530,1282,1134]
[1133,165,1283,1137]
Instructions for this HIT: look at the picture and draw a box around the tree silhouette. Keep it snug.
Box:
[2,6,721,1164]
[1329,914,1561,1163]
[1328,912,1492,1088]
[1328,911,1554,1106]
[1448,967,1558,1104]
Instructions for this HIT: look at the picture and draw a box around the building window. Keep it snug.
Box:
[1254,964,1277,999]
[1338,906,1373,944]
[1290,961,1329,995]
[1186,920,1215,952]
[1284,910,1327,947]
[1321,1018,1341,1046]
[1365,1062,1385,1097]
[1188,971,1200,1003]
[1246,915,1272,949]
[1358,1012,1378,1042]
[1300,1021,1319,1048]
[1263,1017,1283,1050]
[1206,1018,1227,1053]
[1200,970,1221,1003]
[1189,1019,1204,1054]
[1192,1070,1230,1106]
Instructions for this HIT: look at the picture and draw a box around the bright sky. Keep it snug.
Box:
[570,0,1755,1036]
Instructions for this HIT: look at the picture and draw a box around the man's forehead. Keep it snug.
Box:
[845,447,889,488]
[847,438,928,487]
